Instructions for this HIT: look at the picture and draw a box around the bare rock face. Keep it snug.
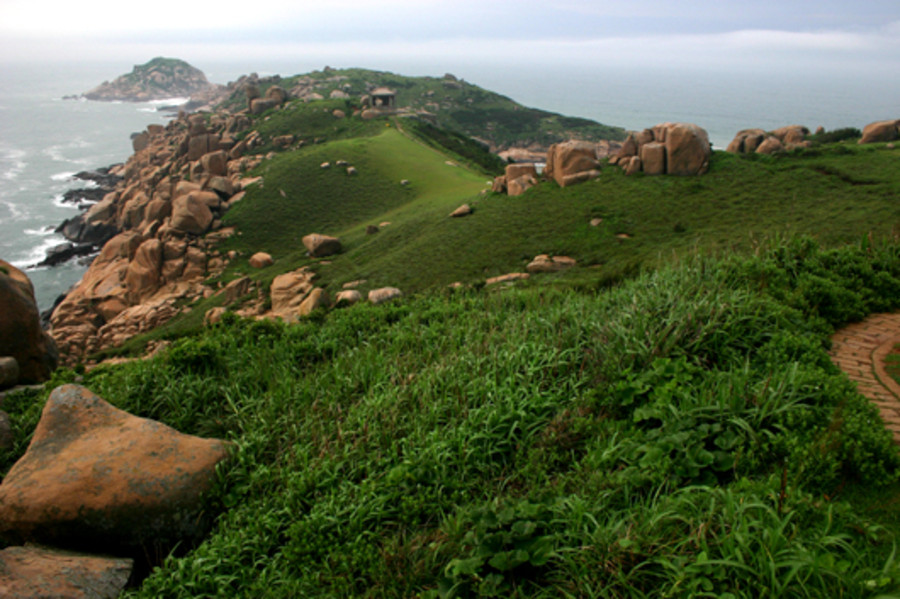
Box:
[726,129,767,154]
[0,260,57,384]
[544,141,601,187]
[368,287,403,305]
[298,287,331,316]
[171,193,214,235]
[124,238,164,303]
[727,125,810,154]
[0,545,132,599]
[613,123,710,176]
[504,163,539,196]
[302,234,342,258]
[270,268,316,317]
[0,384,231,550]
[859,119,900,144]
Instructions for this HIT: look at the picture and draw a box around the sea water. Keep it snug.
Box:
[2,60,898,311]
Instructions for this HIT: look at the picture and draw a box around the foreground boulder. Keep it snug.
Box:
[859,119,900,144]
[0,545,132,599]
[0,260,57,384]
[0,384,231,550]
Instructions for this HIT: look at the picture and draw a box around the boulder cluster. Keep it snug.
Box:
[859,119,900,144]
[610,123,711,176]
[726,125,811,155]
[49,109,269,366]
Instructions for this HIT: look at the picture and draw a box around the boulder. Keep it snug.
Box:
[756,136,785,155]
[171,193,214,235]
[526,255,577,274]
[270,268,316,315]
[249,252,273,268]
[726,129,767,154]
[450,204,473,217]
[859,119,900,144]
[302,233,342,258]
[491,176,507,193]
[0,545,132,599]
[505,163,537,181]
[624,156,642,176]
[0,384,231,549]
[664,122,711,176]
[0,356,17,389]
[186,134,220,162]
[200,150,228,177]
[131,131,150,153]
[250,98,278,115]
[204,307,227,326]
[124,238,163,302]
[639,142,666,175]
[0,260,57,384]
[335,290,362,305]
[508,174,538,196]
[368,287,403,305]
[771,125,809,146]
[298,287,330,316]
[545,141,601,187]
[486,273,530,285]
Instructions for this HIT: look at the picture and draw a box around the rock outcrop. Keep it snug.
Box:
[302,234,342,258]
[0,384,231,550]
[82,57,216,102]
[48,104,264,365]
[859,119,900,144]
[0,260,57,384]
[726,125,811,154]
[611,123,711,176]
[526,255,577,274]
[0,545,132,599]
[368,287,403,305]
[544,141,602,187]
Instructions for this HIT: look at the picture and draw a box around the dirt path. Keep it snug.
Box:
[830,313,900,443]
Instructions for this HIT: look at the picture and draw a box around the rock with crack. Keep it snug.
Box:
[0,545,133,599]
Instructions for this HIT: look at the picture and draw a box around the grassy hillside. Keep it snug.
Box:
[220,67,625,150]
[5,238,900,596]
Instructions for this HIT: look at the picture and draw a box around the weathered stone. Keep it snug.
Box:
[726,128,767,154]
[250,98,278,115]
[368,287,403,305]
[859,119,900,144]
[526,255,577,274]
[204,307,227,326]
[0,260,57,384]
[0,356,20,389]
[298,287,330,316]
[545,141,600,187]
[663,122,711,176]
[486,273,530,285]
[624,156,642,176]
[249,252,273,268]
[640,142,666,175]
[0,384,231,549]
[270,268,316,315]
[505,163,537,181]
[450,204,473,217]
[335,290,362,305]
[302,233,342,258]
[0,545,132,599]
[171,193,214,235]
[756,136,785,154]
[771,125,809,146]
[508,174,538,196]
[124,238,163,302]
[221,276,252,305]
[200,150,228,177]
[131,131,150,153]
[491,175,507,193]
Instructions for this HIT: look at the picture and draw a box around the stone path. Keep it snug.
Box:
[829,313,900,443]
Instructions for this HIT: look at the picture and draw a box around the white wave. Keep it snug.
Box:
[0,199,26,220]
[51,171,76,182]
[146,96,190,106]
[1,147,27,181]
[52,194,81,209]
[9,234,64,269]
[24,226,55,236]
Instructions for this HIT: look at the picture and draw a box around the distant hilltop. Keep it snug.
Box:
[82,57,217,102]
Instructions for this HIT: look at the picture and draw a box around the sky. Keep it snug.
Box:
[1,0,899,80]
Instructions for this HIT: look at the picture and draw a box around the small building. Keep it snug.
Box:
[370,87,396,109]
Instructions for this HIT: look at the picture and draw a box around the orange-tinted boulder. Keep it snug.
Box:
[302,233,342,258]
[859,119,900,144]
[544,141,601,187]
[664,122,711,176]
[0,384,231,549]
[0,545,132,599]
[0,260,57,383]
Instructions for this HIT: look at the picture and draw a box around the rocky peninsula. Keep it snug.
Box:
[81,57,218,102]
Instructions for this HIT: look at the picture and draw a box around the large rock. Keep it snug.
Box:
[249,252,273,268]
[726,129,767,154]
[270,268,316,316]
[859,119,900,144]
[171,193,214,235]
[664,122,711,176]
[124,238,163,302]
[544,141,601,187]
[0,545,132,599]
[526,255,577,274]
[756,136,785,155]
[368,287,403,305]
[0,260,57,384]
[0,384,231,550]
[302,233,342,258]
[0,356,20,389]
[639,142,666,175]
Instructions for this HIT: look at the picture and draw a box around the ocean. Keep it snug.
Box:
[2,60,898,311]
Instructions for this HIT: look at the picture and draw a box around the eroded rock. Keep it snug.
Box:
[0,545,132,599]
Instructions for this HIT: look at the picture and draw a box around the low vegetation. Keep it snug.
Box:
[5,237,900,596]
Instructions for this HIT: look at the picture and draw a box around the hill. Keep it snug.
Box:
[83,57,216,102]
[217,67,626,151]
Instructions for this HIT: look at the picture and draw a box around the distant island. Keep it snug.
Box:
[81,57,217,102]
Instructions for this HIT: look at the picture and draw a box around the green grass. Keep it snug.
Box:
[887,346,900,386]
[6,238,900,596]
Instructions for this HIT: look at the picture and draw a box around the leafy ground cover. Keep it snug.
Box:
[887,348,900,387]
[5,237,900,596]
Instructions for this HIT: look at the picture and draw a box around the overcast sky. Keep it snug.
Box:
[2,0,899,79]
